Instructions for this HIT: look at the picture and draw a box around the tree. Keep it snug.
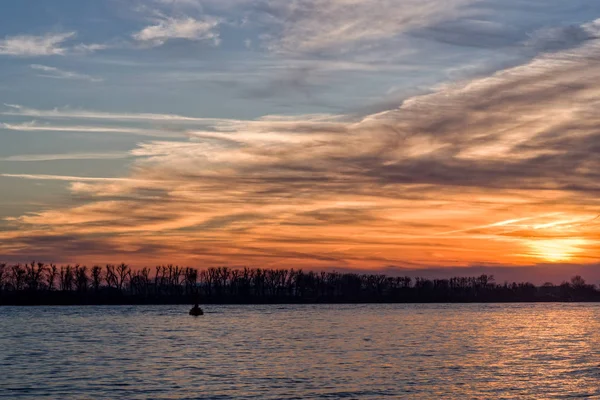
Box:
[139,267,151,295]
[0,263,6,292]
[184,268,198,295]
[91,266,102,292]
[25,262,46,291]
[2,262,600,304]
[46,264,58,291]
[154,266,164,295]
[11,264,26,291]
[571,275,586,289]
[75,265,89,292]
[116,263,130,291]
[105,265,118,289]
[60,266,74,291]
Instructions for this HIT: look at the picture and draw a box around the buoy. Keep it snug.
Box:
[189,304,204,316]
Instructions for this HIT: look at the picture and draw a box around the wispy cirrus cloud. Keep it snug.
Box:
[30,64,103,82]
[0,152,131,162]
[0,32,76,56]
[0,31,109,57]
[151,0,204,9]
[1,103,225,123]
[0,174,158,185]
[133,16,221,47]
[259,0,478,53]
[71,43,110,54]
[0,121,181,138]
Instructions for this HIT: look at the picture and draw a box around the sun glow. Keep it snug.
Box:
[527,239,587,262]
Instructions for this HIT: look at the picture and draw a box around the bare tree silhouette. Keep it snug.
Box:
[11,264,26,291]
[0,262,599,305]
[46,264,58,291]
[91,266,102,292]
[60,266,74,291]
[116,263,130,291]
[25,262,46,291]
[105,264,118,289]
[0,263,7,292]
[75,265,89,292]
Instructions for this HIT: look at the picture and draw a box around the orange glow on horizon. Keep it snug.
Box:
[526,239,588,263]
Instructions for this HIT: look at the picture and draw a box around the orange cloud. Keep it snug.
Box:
[2,39,600,269]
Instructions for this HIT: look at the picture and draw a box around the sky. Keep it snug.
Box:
[1,0,600,280]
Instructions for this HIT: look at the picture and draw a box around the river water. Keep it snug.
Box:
[1,304,599,399]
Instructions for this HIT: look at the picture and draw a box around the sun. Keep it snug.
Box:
[527,239,587,262]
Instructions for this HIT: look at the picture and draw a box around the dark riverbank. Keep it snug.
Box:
[2,263,599,305]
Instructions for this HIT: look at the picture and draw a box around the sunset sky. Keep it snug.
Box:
[1,0,599,277]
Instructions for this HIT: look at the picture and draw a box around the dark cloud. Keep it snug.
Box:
[526,24,599,53]
[411,19,524,49]
[243,66,317,99]
[413,19,598,53]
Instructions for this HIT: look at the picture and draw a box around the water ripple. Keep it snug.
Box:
[1,304,599,399]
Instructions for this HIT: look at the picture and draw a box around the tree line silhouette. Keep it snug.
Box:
[1,262,599,305]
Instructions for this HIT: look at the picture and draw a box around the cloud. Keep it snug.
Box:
[242,66,318,99]
[259,0,478,53]
[411,19,523,49]
[525,20,600,53]
[0,32,76,56]
[1,121,182,138]
[0,152,131,162]
[133,16,221,47]
[3,20,600,269]
[1,104,225,123]
[0,174,150,182]
[71,43,110,54]
[152,0,203,8]
[30,64,103,82]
